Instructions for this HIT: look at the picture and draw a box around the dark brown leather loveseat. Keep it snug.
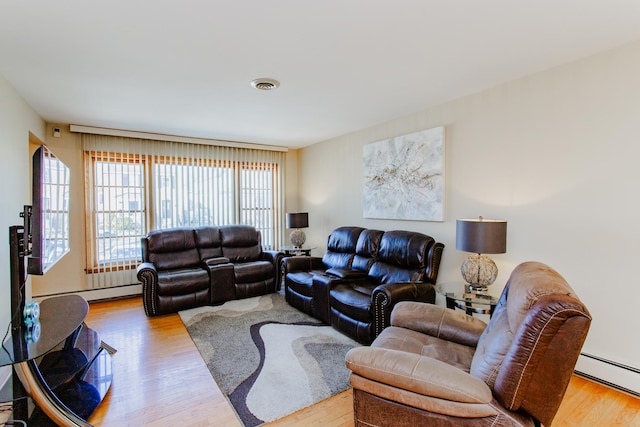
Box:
[137,225,282,316]
[283,226,444,344]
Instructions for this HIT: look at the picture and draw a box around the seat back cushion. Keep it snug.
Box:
[194,226,223,260]
[144,228,200,270]
[368,263,423,284]
[471,262,578,387]
[378,230,433,268]
[373,326,475,373]
[234,260,274,283]
[352,229,384,272]
[322,226,365,269]
[368,230,434,284]
[470,261,591,426]
[220,225,262,262]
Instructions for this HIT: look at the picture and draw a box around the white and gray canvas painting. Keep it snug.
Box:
[363,126,444,221]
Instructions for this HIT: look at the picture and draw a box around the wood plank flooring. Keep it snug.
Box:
[84,296,640,426]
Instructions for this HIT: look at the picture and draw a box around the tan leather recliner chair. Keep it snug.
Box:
[346,261,591,426]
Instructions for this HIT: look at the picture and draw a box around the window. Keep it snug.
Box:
[86,153,146,271]
[83,138,285,274]
[240,164,275,249]
[153,159,234,229]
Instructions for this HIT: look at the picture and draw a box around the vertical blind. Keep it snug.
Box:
[82,133,286,289]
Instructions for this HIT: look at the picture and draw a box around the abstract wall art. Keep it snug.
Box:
[363,126,444,221]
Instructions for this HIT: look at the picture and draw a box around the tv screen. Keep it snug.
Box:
[27,145,71,275]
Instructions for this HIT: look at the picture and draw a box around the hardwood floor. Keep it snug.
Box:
[84,296,240,426]
[85,296,640,426]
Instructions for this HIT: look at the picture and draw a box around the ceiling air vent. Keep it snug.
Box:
[251,78,280,91]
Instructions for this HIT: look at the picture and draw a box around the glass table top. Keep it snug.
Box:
[0,295,88,367]
[280,246,316,254]
[436,281,499,306]
[280,246,316,250]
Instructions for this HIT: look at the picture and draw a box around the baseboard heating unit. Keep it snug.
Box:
[576,353,640,397]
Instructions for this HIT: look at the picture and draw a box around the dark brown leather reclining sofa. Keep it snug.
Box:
[137,225,282,316]
[283,226,444,344]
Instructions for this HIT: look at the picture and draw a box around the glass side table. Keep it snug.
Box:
[280,246,316,256]
[436,281,498,317]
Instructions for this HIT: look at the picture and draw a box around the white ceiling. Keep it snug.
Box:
[2,1,640,149]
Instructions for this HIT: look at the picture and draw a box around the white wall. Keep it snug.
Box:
[297,39,640,391]
[0,74,46,382]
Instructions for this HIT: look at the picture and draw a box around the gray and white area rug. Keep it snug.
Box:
[179,293,359,426]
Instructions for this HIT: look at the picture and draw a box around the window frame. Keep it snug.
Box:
[84,152,148,273]
[84,151,281,273]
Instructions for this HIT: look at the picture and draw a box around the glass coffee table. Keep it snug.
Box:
[436,281,498,317]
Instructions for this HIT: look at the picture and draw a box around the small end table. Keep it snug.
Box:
[436,281,498,317]
[280,246,315,256]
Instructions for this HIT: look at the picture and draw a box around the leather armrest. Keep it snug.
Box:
[374,281,434,305]
[391,301,487,347]
[346,346,492,403]
[261,250,281,264]
[202,257,230,267]
[137,262,159,316]
[136,262,158,281]
[326,268,367,279]
[282,256,325,272]
[370,281,435,338]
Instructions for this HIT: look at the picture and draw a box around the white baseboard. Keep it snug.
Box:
[33,283,142,303]
[576,353,640,396]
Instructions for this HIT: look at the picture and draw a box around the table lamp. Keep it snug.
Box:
[456,217,507,291]
[286,212,309,248]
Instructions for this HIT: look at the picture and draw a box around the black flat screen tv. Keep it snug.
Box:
[27,145,71,275]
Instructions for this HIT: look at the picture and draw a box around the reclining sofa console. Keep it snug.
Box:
[137,225,282,316]
[283,226,444,344]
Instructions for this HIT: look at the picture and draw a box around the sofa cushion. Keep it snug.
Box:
[327,226,365,253]
[234,260,274,283]
[147,228,200,270]
[194,226,223,259]
[156,268,210,296]
[368,262,423,284]
[322,252,355,270]
[378,230,433,269]
[352,229,384,272]
[220,225,262,262]
[373,326,475,372]
[321,226,365,269]
[325,268,368,280]
[330,283,375,322]
[286,271,319,296]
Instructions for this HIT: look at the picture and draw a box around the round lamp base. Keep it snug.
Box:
[461,254,498,291]
[289,229,306,248]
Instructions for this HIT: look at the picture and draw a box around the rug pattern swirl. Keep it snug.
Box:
[179,293,359,426]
